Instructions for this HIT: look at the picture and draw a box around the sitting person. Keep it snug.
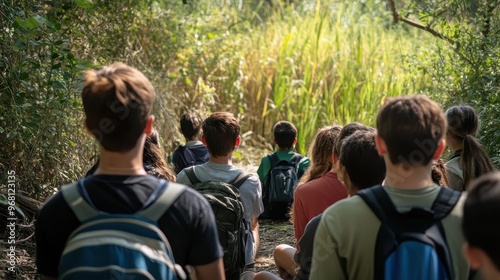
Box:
[462,171,500,280]
[253,129,385,280]
[171,112,210,174]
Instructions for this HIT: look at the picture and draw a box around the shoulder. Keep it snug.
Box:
[323,195,372,221]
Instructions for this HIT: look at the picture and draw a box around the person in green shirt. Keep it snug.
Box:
[310,95,470,280]
[257,121,310,220]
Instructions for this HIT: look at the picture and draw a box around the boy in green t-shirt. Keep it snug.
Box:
[257,121,310,219]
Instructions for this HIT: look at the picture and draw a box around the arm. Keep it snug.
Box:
[293,190,307,241]
[193,258,225,280]
[252,217,259,258]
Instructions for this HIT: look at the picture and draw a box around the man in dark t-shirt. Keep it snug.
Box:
[35,63,224,280]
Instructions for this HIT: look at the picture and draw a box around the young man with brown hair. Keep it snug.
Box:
[35,63,224,280]
[176,112,264,278]
[310,95,469,279]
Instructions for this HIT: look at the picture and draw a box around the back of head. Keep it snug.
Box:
[203,112,240,157]
[334,122,371,156]
[446,105,495,188]
[82,63,155,152]
[377,95,446,167]
[273,121,297,149]
[340,129,385,191]
[299,125,342,184]
[180,112,203,140]
[463,172,500,272]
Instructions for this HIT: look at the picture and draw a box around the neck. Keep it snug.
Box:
[209,154,232,165]
[94,138,147,176]
[383,163,435,190]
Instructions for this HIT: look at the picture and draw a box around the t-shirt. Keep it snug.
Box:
[293,172,348,240]
[310,185,469,280]
[35,175,223,278]
[446,150,464,191]
[172,140,210,174]
[176,161,264,265]
[256,150,310,185]
[294,214,321,280]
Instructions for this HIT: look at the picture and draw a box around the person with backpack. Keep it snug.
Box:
[252,129,387,280]
[176,112,264,280]
[172,112,210,174]
[444,105,496,191]
[462,171,500,280]
[310,95,470,280]
[35,63,224,280]
[257,121,310,220]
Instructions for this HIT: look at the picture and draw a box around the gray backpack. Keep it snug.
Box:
[184,167,250,280]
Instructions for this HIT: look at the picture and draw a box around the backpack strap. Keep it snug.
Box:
[179,145,197,166]
[138,182,186,222]
[185,166,201,185]
[230,172,252,189]
[267,153,280,169]
[61,181,100,222]
[431,187,461,220]
[357,185,394,223]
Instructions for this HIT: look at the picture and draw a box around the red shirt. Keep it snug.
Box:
[293,172,348,240]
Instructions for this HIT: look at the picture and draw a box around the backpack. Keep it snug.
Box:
[261,153,304,220]
[58,180,187,280]
[184,167,250,280]
[357,185,461,280]
[174,145,209,173]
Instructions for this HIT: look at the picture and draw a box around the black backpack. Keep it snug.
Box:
[261,153,303,220]
[357,185,461,280]
[184,167,250,280]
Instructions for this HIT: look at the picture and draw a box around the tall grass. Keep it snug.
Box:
[172,0,433,153]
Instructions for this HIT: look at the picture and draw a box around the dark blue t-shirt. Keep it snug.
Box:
[35,174,223,277]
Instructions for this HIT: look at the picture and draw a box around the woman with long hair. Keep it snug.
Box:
[445,105,496,191]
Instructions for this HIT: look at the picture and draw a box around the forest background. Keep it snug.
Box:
[1,0,499,202]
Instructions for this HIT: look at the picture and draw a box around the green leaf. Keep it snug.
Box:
[76,0,92,9]
[7,131,17,139]
[13,40,26,50]
[51,81,65,90]
[0,127,4,133]
[21,103,32,108]
[19,72,29,80]
[15,17,39,29]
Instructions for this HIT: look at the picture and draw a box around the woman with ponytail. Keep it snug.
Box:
[445,105,496,191]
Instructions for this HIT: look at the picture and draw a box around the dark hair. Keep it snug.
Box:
[431,158,449,187]
[273,121,297,149]
[180,112,203,140]
[340,130,385,190]
[333,122,371,157]
[298,125,342,185]
[462,171,500,271]
[446,105,495,189]
[82,63,155,152]
[202,112,240,157]
[377,95,446,167]
[143,129,176,181]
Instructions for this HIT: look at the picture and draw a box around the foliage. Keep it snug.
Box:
[389,0,500,160]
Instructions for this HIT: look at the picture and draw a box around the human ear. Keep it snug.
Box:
[375,134,387,156]
[432,139,446,160]
[144,115,155,135]
[235,136,241,147]
[463,243,483,270]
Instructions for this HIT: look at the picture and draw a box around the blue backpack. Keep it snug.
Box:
[357,186,461,280]
[58,180,187,280]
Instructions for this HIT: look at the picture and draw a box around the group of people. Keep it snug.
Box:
[34,62,499,280]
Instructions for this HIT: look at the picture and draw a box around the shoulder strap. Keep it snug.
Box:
[357,185,398,223]
[431,187,461,220]
[185,166,201,185]
[61,181,100,222]
[289,153,304,168]
[230,172,252,189]
[267,153,280,169]
[138,182,186,222]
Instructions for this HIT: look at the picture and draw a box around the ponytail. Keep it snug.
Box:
[461,134,495,190]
